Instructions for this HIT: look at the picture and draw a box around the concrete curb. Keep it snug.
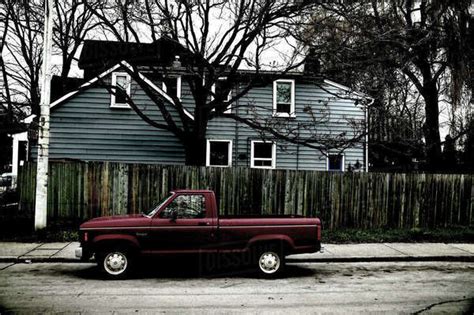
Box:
[286,255,474,263]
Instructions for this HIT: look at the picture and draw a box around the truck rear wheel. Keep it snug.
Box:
[97,247,133,279]
[255,244,285,277]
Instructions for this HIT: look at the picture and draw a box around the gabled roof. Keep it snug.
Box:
[50,60,194,120]
[79,38,195,79]
[79,40,161,70]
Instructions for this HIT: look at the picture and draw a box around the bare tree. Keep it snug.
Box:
[52,0,101,81]
[0,3,13,125]
[3,0,44,117]
[82,0,366,166]
[302,1,473,171]
[1,0,102,119]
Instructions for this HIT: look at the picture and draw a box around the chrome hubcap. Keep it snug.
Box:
[104,252,128,275]
[259,251,280,274]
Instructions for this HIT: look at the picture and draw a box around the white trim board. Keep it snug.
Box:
[50,60,194,120]
[50,63,122,108]
[323,79,374,107]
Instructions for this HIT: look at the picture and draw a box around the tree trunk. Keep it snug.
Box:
[184,137,207,166]
[423,83,442,171]
[30,82,41,117]
[59,61,71,97]
[183,105,208,166]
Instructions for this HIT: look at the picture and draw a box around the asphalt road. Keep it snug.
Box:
[0,260,473,314]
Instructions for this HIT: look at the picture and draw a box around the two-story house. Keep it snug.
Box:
[34,39,370,172]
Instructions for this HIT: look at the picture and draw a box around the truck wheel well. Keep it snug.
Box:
[250,240,290,256]
[93,240,138,255]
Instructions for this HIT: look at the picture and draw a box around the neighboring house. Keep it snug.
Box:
[32,39,370,172]
[10,115,33,183]
[1,106,32,186]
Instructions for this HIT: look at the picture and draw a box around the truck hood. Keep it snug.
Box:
[80,214,150,229]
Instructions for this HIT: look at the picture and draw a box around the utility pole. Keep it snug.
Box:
[34,0,54,230]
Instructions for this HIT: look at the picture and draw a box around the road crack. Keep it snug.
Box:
[413,297,474,314]
[0,262,16,271]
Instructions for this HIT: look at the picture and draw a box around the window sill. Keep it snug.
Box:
[251,165,275,170]
[206,164,232,168]
[272,113,296,118]
[110,104,131,109]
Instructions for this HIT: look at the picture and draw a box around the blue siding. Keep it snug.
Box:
[32,78,186,164]
[36,72,366,171]
[206,81,367,171]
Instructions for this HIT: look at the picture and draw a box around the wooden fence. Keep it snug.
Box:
[17,161,474,229]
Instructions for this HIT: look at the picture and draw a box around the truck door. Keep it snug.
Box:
[148,193,216,252]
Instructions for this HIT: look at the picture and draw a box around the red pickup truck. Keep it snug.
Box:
[76,190,321,278]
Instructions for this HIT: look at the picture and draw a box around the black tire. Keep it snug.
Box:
[253,243,286,278]
[96,246,134,279]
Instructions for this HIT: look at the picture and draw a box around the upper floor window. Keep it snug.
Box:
[212,77,232,113]
[206,139,232,167]
[162,76,181,100]
[327,153,344,172]
[273,79,295,117]
[110,72,131,108]
[251,140,276,169]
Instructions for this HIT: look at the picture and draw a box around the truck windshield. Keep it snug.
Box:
[143,193,174,217]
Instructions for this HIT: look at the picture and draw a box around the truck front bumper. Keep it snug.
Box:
[75,246,93,261]
[75,248,82,259]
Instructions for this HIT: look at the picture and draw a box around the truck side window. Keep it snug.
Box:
[160,194,206,219]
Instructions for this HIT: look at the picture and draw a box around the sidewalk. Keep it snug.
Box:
[0,242,79,263]
[287,243,474,263]
[0,242,473,263]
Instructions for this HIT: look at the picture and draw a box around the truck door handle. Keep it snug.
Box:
[198,221,210,226]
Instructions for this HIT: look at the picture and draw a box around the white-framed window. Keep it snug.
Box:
[206,139,233,167]
[273,79,295,117]
[211,77,232,114]
[250,140,276,169]
[162,76,181,99]
[327,153,345,171]
[110,72,131,108]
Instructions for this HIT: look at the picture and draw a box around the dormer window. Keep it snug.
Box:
[110,72,131,108]
[273,79,295,117]
[162,76,181,100]
[211,77,232,114]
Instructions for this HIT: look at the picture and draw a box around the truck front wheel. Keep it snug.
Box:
[97,247,133,279]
